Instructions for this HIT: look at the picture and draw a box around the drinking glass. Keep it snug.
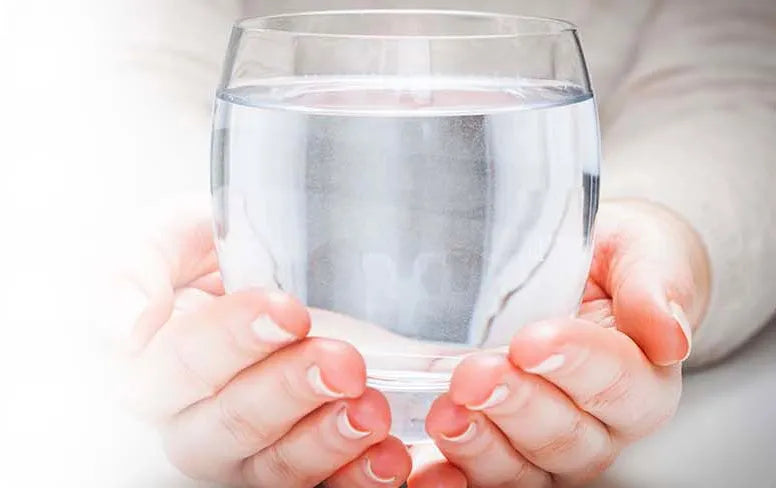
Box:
[212,9,600,444]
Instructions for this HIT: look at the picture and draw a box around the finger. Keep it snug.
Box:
[163,338,367,476]
[326,436,412,488]
[446,353,614,483]
[591,201,708,365]
[99,202,218,351]
[169,287,217,319]
[407,444,467,488]
[188,271,225,296]
[509,318,682,440]
[425,394,551,488]
[241,388,391,488]
[126,197,218,294]
[610,258,692,366]
[127,288,310,418]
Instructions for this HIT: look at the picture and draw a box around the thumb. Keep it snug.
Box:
[593,201,710,366]
[613,260,694,366]
[93,196,217,354]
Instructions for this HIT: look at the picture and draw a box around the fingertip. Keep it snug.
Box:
[408,461,467,488]
[328,436,411,488]
[425,394,473,441]
[364,436,412,483]
[508,319,579,369]
[643,321,691,367]
[312,338,367,398]
[614,281,691,366]
[449,353,509,407]
[264,289,312,338]
[347,388,392,439]
[228,288,311,341]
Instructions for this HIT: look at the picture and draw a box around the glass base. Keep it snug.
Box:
[365,353,461,444]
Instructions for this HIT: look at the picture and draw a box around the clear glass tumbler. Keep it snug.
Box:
[212,10,600,444]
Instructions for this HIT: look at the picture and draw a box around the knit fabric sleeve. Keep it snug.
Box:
[599,0,776,367]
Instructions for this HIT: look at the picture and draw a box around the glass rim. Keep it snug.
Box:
[235,9,578,40]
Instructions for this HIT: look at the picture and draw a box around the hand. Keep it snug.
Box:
[412,200,711,487]
[106,203,412,488]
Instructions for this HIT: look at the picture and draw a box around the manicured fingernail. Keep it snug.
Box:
[669,301,693,362]
[251,315,297,345]
[364,457,397,484]
[307,365,345,398]
[524,354,565,375]
[467,384,509,411]
[440,422,477,443]
[336,407,370,440]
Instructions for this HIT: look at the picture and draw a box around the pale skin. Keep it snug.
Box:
[111,198,710,487]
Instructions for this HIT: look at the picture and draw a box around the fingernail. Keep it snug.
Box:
[364,457,397,484]
[669,301,693,362]
[440,422,477,443]
[466,384,509,411]
[251,315,297,345]
[524,354,565,375]
[307,365,345,398]
[336,407,370,440]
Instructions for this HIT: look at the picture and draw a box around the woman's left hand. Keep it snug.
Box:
[410,200,711,487]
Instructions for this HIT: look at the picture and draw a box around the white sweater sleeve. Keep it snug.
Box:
[600,0,776,367]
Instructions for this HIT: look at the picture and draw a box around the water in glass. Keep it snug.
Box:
[212,75,599,443]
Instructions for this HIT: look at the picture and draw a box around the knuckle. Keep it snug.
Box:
[170,333,220,399]
[248,443,305,487]
[592,448,619,475]
[651,376,682,424]
[640,397,680,437]
[564,448,619,486]
[218,396,272,449]
[319,433,352,459]
[577,368,632,414]
[277,362,311,403]
[529,413,587,459]
[504,458,535,487]
[618,379,681,441]
[221,314,262,357]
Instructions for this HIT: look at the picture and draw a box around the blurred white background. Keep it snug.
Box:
[2,1,114,485]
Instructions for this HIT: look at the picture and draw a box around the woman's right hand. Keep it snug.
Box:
[105,206,411,487]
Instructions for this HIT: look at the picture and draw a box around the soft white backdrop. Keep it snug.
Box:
[1,2,128,485]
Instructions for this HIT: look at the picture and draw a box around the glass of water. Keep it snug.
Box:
[212,10,600,444]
